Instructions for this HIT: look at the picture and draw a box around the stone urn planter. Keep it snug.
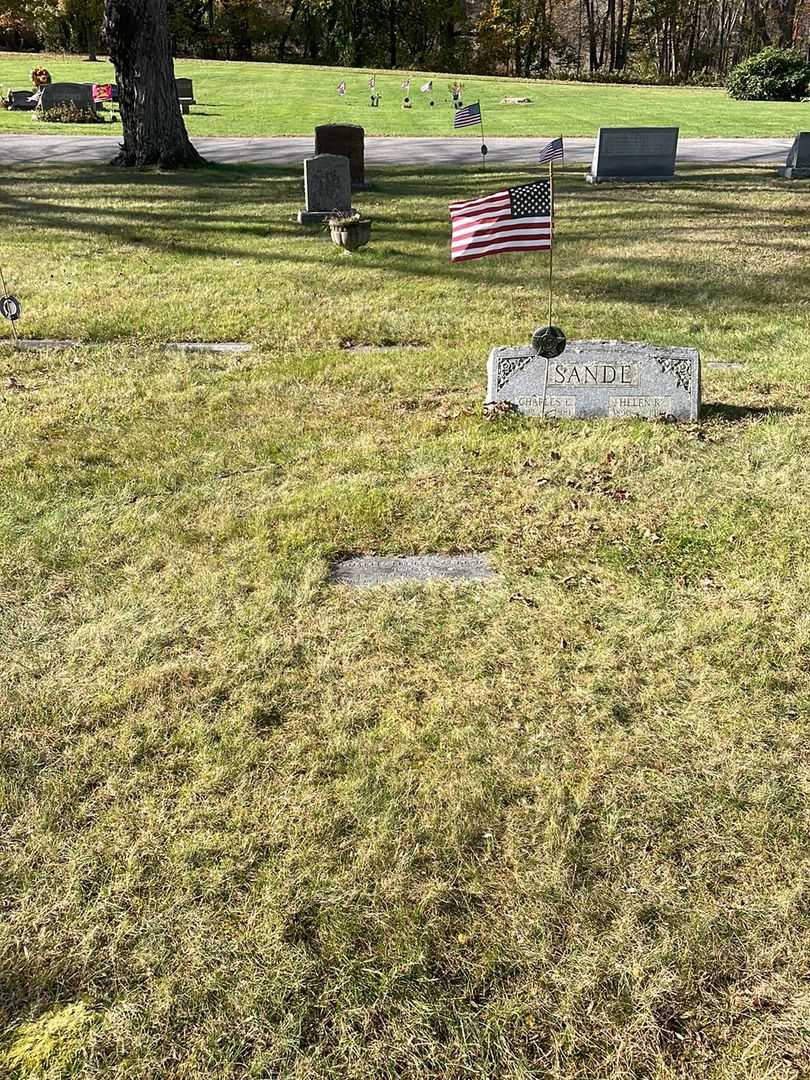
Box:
[327,214,372,252]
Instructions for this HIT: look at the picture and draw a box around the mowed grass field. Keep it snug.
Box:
[2,162,810,1079]
[1,51,810,138]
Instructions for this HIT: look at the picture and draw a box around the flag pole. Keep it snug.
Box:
[547,158,554,326]
[478,103,486,171]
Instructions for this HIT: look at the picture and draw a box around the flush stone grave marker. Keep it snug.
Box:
[487,339,700,421]
[586,127,679,183]
[779,133,810,180]
[297,154,353,224]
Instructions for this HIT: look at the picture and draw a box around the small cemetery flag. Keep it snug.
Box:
[420,79,433,93]
[453,101,481,129]
[401,78,411,91]
[450,180,552,263]
[538,136,564,165]
[337,80,346,96]
[92,83,116,102]
[368,74,376,89]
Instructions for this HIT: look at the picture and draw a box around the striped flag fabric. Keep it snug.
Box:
[538,136,564,165]
[453,101,481,129]
[450,180,552,263]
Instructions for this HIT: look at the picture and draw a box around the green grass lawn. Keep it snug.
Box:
[1,50,809,139]
[2,162,810,1079]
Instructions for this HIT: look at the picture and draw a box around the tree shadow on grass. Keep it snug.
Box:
[0,163,807,314]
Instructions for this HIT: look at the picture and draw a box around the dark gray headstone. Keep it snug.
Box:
[39,82,94,112]
[8,90,37,111]
[297,154,353,224]
[487,339,700,421]
[315,124,366,188]
[586,127,679,183]
[176,77,195,114]
[779,133,810,179]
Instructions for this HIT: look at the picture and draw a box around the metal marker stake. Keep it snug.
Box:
[0,267,19,344]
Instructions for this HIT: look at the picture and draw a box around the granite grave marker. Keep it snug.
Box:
[586,127,679,183]
[487,339,700,421]
[297,154,353,224]
[39,82,94,112]
[779,133,810,180]
[315,124,367,188]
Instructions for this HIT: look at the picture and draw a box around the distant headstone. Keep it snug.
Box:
[8,90,37,111]
[586,127,679,183]
[779,133,810,179]
[487,339,700,421]
[176,77,196,114]
[297,154,353,224]
[315,124,367,189]
[39,82,94,112]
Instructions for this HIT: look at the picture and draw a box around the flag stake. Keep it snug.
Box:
[547,158,554,326]
[0,266,19,345]
[479,103,487,170]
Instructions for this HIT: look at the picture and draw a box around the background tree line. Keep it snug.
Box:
[1,0,808,81]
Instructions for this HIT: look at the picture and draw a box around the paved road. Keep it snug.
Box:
[0,133,792,166]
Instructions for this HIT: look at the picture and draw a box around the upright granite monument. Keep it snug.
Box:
[315,124,367,188]
[487,339,700,421]
[297,154,353,224]
[779,133,810,180]
[39,82,94,112]
[586,127,679,183]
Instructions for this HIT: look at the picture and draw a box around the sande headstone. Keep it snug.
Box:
[487,339,700,421]
[586,127,679,183]
[779,133,810,180]
[315,124,367,189]
[297,154,353,224]
[39,82,94,112]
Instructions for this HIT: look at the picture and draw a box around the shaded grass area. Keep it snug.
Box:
[1,164,810,1079]
[1,51,810,138]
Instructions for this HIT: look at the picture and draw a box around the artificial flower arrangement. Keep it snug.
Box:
[30,67,52,88]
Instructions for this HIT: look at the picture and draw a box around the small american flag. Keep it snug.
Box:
[453,101,481,129]
[538,136,564,165]
[401,78,411,91]
[450,180,552,263]
[337,81,346,96]
[420,79,433,93]
[368,74,376,89]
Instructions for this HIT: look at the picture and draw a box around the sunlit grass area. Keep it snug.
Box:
[2,164,810,1079]
[1,51,809,138]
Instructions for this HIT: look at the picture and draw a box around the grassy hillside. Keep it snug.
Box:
[1,51,809,138]
[1,161,810,1078]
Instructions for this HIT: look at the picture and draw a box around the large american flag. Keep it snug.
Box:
[453,101,481,129]
[450,180,552,262]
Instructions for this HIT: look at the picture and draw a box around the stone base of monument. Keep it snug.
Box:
[585,171,675,184]
[297,209,353,225]
[487,339,700,422]
[779,166,810,180]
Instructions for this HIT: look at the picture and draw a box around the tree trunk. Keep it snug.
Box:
[388,0,398,67]
[104,0,205,168]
